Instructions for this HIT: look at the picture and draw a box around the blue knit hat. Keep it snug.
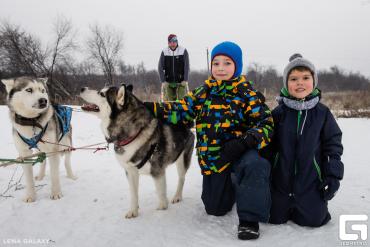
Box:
[211,41,243,79]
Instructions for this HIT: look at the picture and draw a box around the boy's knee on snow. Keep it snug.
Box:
[292,211,331,227]
[202,197,234,216]
[236,150,270,181]
[204,207,231,216]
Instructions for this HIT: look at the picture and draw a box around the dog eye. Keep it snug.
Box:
[26,88,33,93]
[41,89,45,93]
[99,92,106,97]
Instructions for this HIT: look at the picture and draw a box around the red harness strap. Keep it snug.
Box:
[115,129,143,147]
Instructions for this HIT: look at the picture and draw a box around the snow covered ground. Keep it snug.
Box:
[0,106,369,247]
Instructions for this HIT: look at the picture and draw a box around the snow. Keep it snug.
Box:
[0,106,369,247]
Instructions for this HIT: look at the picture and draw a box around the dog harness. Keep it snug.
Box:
[54,105,72,142]
[17,105,72,150]
[17,123,49,150]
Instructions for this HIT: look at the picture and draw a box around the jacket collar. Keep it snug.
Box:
[277,88,321,111]
[204,76,247,95]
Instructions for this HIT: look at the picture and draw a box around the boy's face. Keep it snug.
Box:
[211,55,235,81]
[168,41,178,50]
[287,69,314,99]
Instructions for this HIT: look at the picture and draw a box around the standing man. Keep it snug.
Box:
[158,34,190,101]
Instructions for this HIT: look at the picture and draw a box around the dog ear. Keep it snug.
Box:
[38,77,48,86]
[120,83,133,92]
[1,79,15,93]
[116,85,126,106]
[126,84,133,92]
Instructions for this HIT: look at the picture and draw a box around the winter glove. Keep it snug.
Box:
[319,176,340,201]
[219,134,257,165]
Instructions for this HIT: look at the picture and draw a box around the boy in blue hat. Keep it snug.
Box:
[267,54,344,227]
[145,41,273,240]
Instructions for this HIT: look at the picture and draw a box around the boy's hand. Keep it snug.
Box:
[319,177,340,201]
[219,134,256,164]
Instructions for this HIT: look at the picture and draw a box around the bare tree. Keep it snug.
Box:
[247,63,265,85]
[0,21,47,76]
[86,23,123,86]
[0,18,76,98]
[47,15,76,86]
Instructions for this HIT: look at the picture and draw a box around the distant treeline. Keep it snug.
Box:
[1,64,369,104]
[0,18,369,104]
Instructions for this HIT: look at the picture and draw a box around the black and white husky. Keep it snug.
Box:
[80,84,195,218]
[1,77,77,202]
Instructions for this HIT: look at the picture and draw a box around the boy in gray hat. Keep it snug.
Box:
[267,54,344,227]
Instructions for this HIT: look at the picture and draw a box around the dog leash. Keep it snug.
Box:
[0,152,47,168]
[0,141,109,168]
[40,139,109,153]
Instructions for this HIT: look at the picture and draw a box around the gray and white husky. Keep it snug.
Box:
[1,76,77,202]
[80,84,195,218]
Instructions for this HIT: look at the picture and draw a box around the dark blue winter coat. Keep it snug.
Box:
[270,99,344,198]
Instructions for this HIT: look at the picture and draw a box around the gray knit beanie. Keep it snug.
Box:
[283,53,318,89]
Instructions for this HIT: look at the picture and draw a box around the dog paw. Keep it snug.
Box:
[35,175,45,181]
[66,174,78,180]
[23,194,36,203]
[50,192,63,200]
[125,209,139,219]
[171,195,182,204]
[157,200,168,210]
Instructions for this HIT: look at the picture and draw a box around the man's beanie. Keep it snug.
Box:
[168,34,178,43]
[211,41,243,79]
[283,53,318,89]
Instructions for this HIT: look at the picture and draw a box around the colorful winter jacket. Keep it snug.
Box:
[148,76,274,175]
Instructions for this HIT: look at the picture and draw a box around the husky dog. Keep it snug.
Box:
[80,84,195,218]
[1,76,77,202]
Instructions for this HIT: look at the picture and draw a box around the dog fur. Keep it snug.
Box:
[80,84,195,218]
[1,76,77,202]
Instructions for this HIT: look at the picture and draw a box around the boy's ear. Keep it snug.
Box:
[1,78,15,93]
[116,85,126,106]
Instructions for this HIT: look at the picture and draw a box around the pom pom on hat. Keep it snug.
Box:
[289,53,303,62]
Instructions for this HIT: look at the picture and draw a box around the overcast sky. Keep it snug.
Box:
[1,0,370,77]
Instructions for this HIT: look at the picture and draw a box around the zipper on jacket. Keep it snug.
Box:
[294,110,302,175]
[297,110,302,134]
[313,156,323,182]
[172,49,175,81]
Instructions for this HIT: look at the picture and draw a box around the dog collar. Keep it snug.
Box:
[15,113,43,130]
[115,129,143,147]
